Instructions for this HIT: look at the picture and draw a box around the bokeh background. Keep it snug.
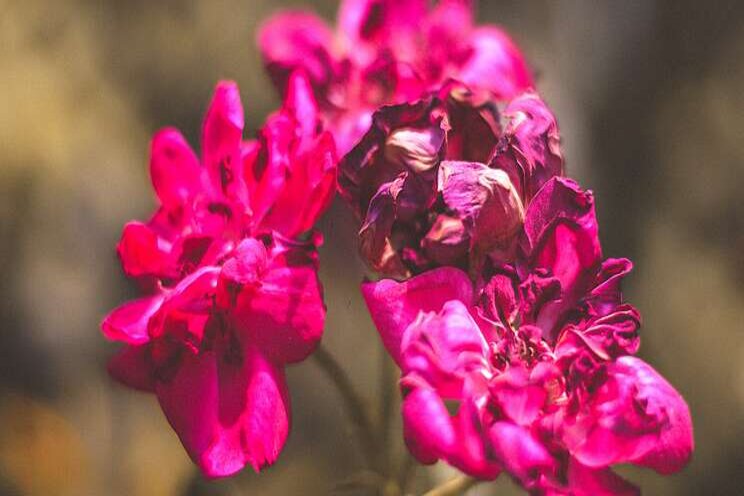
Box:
[1,0,742,494]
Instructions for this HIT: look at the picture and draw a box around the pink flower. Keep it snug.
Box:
[338,83,562,278]
[102,72,335,477]
[362,177,693,493]
[259,0,534,154]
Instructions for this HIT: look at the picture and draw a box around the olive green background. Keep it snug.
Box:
[0,1,742,494]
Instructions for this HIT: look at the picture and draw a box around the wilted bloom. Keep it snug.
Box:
[259,0,534,154]
[338,83,562,278]
[362,178,693,493]
[102,72,336,477]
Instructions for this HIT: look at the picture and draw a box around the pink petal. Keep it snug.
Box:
[488,421,555,488]
[565,459,639,496]
[361,267,473,365]
[202,81,245,198]
[155,345,290,477]
[258,11,335,95]
[283,70,320,145]
[401,384,457,464]
[258,132,337,238]
[492,92,563,202]
[521,177,601,332]
[107,344,156,392]
[338,0,427,47]
[221,237,325,364]
[150,128,202,207]
[586,258,633,316]
[401,300,488,397]
[244,112,294,227]
[458,27,534,100]
[117,221,175,281]
[566,357,693,475]
[101,295,165,344]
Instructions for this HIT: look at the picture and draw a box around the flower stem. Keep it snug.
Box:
[423,475,480,496]
[313,343,378,467]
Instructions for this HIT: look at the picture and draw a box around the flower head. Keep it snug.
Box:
[102,72,335,477]
[362,178,693,493]
[259,0,534,154]
[339,83,563,278]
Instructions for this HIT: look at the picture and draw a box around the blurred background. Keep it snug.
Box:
[1,0,742,494]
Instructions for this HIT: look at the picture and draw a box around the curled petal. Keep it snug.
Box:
[155,345,290,477]
[586,258,633,316]
[493,92,563,202]
[521,177,601,333]
[564,459,639,496]
[362,267,473,365]
[102,295,165,344]
[565,357,693,475]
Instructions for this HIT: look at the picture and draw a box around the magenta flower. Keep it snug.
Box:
[362,177,693,493]
[338,83,563,278]
[259,0,534,154]
[102,72,335,477]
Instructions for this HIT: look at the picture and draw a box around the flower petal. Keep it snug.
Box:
[155,345,290,477]
[202,81,245,199]
[102,295,164,344]
[362,267,473,365]
[258,11,335,96]
[458,27,534,100]
[221,237,325,364]
[566,357,693,475]
[488,421,555,489]
[150,128,202,208]
[117,221,175,282]
[107,345,156,392]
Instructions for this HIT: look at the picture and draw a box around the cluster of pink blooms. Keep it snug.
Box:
[102,72,335,476]
[102,0,693,492]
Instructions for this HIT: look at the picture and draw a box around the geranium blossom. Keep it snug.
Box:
[259,0,534,154]
[362,178,693,493]
[102,71,336,477]
[338,82,562,278]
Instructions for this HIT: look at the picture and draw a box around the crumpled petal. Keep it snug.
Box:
[521,177,601,335]
[155,343,290,477]
[439,160,524,262]
[492,92,563,202]
[258,11,335,96]
[563,356,693,475]
[362,266,473,365]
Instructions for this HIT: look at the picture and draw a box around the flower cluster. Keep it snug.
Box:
[102,72,336,477]
[338,82,561,278]
[259,0,533,155]
[277,1,693,494]
[362,178,693,493]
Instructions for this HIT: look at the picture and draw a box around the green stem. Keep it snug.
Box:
[422,475,480,496]
[313,343,378,467]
